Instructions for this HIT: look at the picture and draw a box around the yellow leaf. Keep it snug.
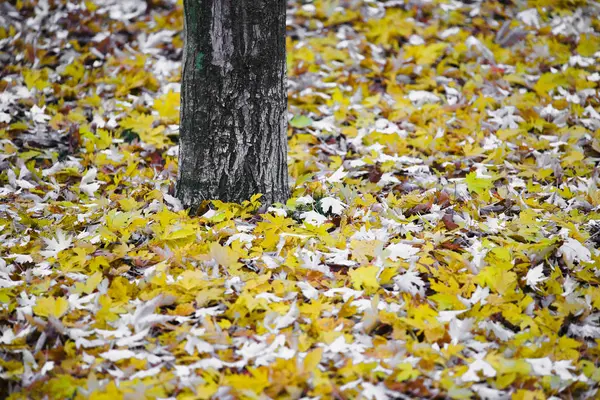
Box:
[33,297,69,318]
[563,150,584,165]
[477,267,517,295]
[142,125,170,148]
[195,382,219,399]
[429,293,466,311]
[207,242,241,268]
[81,271,104,294]
[465,171,494,196]
[405,43,448,65]
[153,91,180,122]
[350,239,383,264]
[226,367,270,394]
[23,69,50,91]
[379,267,397,285]
[177,270,206,290]
[349,266,380,290]
[534,72,567,97]
[120,113,154,135]
[196,287,225,307]
[396,362,420,382]
[61,61,85,85]
[161,223,196,241]
[95,129,113,150]
[303,348,323,373]
[105,210,132,231]
[577,34,600,57]
[118,197,140,212]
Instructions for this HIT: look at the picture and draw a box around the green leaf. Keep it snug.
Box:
[465,172,494,195]
[290,115,313,128]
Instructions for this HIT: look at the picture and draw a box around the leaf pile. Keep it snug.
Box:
[1,0,600,399]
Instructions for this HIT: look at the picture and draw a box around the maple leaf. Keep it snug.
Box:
[558,238,591,267]
[326,166,347,183]
[319,197,346,214]
[385,242,419,261]
[79,168,102,197]
[290,115,313,128]
[524,264,546,290]
[120,112,171,148]
[462,352,497,382]
[33,296,69,318]
[393,266,425,296]
[300,210,328,226]
[465,171,494,195]
[349,266,380,290]
[534,72,568,97]
[153,91,180,121]
[40,230,73,258]
[297,281,319,300]
[120,113,154,136]
[99,349,136,362]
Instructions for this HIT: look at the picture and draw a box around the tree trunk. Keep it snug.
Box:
[176,0,289,210]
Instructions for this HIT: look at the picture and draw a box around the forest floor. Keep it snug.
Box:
[1,0,600,399]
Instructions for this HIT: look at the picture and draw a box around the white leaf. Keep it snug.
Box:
[163,193,182,211]
[449,317,474,344]
[562,275,577,297]
[81,168,97,185]
[297,281,319,300]
[526,357,553,376]
[326,167,347,183]
[0,328,15,344]
[40,361,55,375]
[437,310,468,323]
[267,206,287,216]
[393,266,425,296]
[479,321,514,341]
[362,382,391,400]
[15,178,35,190]
[465,36,495,63]
[462,352,496,382]
[30,105,51,123]
[300,211,328,226]
[8,254,34,264]
[100,349,136,362]
[80,168,102,197]
[256,292,283,303]
[327,335,350,353]
[517,9,540,28]
[407,90,440,107]
[323,287,363,302]
[524,264,546,290]
[312,116,337,132]
[40,230,73,258]
[558,238,591,267]
[184,336,214,356]
[553,360,576,380]
[325,248,356,267]
[80,182,100,197]
[275,302,299,330]
[320,197,346,214]
[385,242,419,260]
[225,233,255,247]
[296,195,314,205]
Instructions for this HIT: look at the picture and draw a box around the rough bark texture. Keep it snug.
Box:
[177,0,289,210]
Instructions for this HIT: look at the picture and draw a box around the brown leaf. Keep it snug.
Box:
[442,212,459,230]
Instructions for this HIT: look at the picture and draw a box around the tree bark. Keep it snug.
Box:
[177,0,289,210]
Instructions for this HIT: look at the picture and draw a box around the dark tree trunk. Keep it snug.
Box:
[177,0,289,210]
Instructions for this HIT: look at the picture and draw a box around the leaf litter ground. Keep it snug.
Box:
[1,0,600,399]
